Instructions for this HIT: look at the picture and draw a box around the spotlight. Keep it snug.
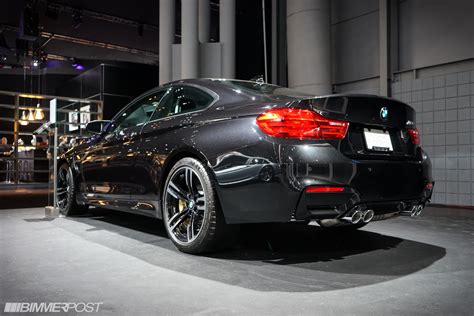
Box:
[70,57,85,70]
[32,55,40,67]
[72,10,83,29]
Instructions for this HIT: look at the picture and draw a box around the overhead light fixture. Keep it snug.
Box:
[27,109,35,121]
[32,54,40,67]
[70,57,85,70]
[34,103,44,120]
[19,111,29,126]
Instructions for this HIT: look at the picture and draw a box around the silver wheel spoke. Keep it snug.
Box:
[196,196,206,213]
[169,209,189,232]
[185,168,194,196]
[187,213,195,241]
[167,181,189,201]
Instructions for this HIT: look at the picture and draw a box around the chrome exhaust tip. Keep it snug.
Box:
[415,205,424,216]
[400,205,418,217]
[342,210,363,224]
[362,209,374,223]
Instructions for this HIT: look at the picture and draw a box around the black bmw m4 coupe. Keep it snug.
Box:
[58,78,434,253]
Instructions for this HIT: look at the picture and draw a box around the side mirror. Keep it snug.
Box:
[86,120,112,134]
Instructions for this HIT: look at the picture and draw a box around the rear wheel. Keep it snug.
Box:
[57,163,88,216]
[162,157,228,253]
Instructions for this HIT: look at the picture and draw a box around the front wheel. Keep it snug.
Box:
[162,157,228,253]
[57,163,88,216]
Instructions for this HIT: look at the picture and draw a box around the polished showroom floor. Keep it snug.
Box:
[0,206,473,315]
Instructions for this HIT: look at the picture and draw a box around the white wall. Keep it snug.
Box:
[392,60,474,207]
[330,0,474,206]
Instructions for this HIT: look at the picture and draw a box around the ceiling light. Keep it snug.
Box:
[32,54,40,67]
[34,104,44,120]
[19,111,29,126]
[27,109,35,121]
[70,57,85,70]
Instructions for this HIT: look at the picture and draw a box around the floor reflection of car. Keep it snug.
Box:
[57,78,434,254]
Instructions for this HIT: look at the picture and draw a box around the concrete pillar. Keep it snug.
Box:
[286,0,331,95]
[182,0,199,79]
[199,0,210,43]
[379,0,389,96]
[271,0,277,84]
[159,0,175,85]
[220,0,236,79]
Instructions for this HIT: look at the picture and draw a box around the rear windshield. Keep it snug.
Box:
[213,79,316,97]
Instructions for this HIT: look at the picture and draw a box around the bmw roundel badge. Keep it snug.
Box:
[380,106,388,120]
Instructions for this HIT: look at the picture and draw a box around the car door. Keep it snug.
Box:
[81,89,168,211]
[136,85,217,216]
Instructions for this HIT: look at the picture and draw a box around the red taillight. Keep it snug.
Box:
[256,108,349,139]
[305,186,345,193]
[407,127,420,145]
[425,182,433,190]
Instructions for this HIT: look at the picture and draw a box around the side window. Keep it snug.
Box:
[150,86,214,121]
[114,90,167,131]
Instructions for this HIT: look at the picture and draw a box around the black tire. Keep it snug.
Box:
[57,163,88,216]
[162,157,229,254]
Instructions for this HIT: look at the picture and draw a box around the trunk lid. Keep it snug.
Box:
[307,95,419,160]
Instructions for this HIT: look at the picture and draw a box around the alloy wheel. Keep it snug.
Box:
[164,166,207,245]
[57,166,72,210]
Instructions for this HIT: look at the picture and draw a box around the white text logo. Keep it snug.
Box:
[4,302,103,313]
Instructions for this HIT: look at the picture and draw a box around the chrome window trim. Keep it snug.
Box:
[109,87,171,134]
[144,83,219,125]
[111,87,171,124]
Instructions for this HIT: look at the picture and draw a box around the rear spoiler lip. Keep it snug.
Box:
[296,93,415,113]
[300,93,406,103]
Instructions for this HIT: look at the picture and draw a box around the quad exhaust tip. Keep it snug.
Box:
[415,205,423,216]
[342,210,363,224]
[362,209,374,223]
[401,205,424,217]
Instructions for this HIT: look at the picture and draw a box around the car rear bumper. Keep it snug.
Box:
[212,142,433,224]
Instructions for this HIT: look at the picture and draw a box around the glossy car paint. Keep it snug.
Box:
[63,79,433,224]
